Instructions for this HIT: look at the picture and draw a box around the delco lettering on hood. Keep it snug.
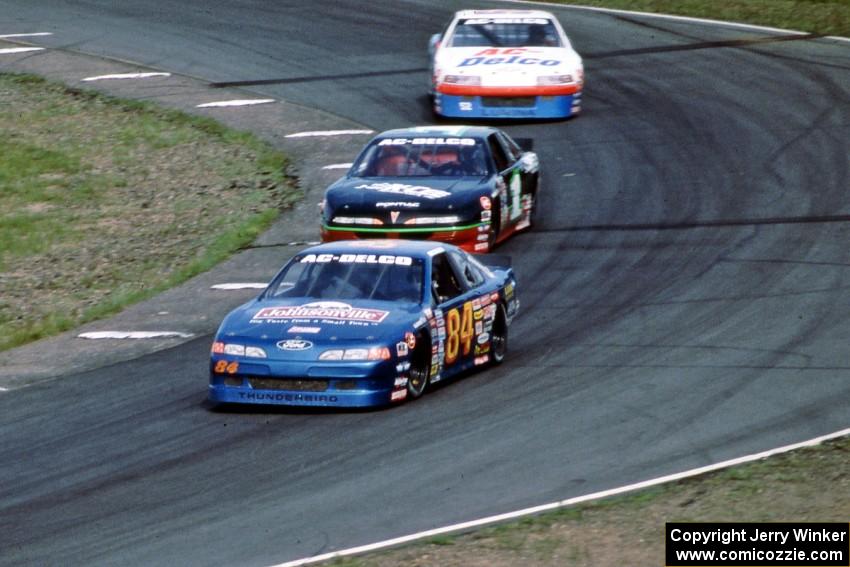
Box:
[253,302,390,324]
[355,183,450,200]
[458,55,561,68]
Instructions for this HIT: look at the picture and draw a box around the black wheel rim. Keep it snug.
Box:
[491,308,507,363]
[407,341,430,398]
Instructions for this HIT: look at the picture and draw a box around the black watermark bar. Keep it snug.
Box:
[666,523,849,566]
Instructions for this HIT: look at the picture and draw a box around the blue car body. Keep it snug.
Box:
[208,240,518,408]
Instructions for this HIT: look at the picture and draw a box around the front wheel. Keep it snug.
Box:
[407,335,431,399]
[490,305,508,365]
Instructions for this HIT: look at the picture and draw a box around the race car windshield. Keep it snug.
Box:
[265,255,425,303]
[449,19,562,48]
[351,138,490,178]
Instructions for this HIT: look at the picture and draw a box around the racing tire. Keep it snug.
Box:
[487,199,501,252]
[490,305,508,365]
[407,334,431,399]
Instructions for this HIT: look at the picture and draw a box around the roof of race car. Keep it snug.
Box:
[373,125,499,141]
[297,239,449,259]
[451,9,557,20]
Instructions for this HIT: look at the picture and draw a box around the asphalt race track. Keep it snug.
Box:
[1,1,849,566]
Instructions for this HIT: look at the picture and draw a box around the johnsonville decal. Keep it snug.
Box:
[252,302,390,324]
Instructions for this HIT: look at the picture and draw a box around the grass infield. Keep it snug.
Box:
[0,73,299,352]
[546,0,850,37]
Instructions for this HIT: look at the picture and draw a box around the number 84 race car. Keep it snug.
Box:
[429,9,584,119]
[208,240,519,408]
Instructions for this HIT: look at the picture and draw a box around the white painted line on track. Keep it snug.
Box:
[211,283,268,290]
[196,99,275,108]
[0,32,52,39]
[78,331,193,340]
[321,163,352,170]
[0,47,45,55]
[285,130,373,138]
[268,427,850,567]
[82,72,171,82]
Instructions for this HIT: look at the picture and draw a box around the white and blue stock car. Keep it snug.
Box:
[429,8,584,119]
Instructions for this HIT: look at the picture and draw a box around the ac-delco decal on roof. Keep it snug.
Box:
[300,253,413,266]
[461,18,549,25]
[253,302,390,324]
[355,182,450,200]
[378,138,476,146]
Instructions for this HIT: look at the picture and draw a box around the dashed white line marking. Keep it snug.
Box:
[285,129,373,138]
[0,387,9,392]
[78,331,193,340]
[0,47,45,54]
[196,99,275,108]
[211,283,268,290]
[267,427,850,567]
[322,163,352,170]
[0,32,52,39]
[82,72,171,82]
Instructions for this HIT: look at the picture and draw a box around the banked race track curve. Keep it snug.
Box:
[0,1,848,566]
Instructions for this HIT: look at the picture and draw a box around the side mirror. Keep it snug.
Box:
[519,152,539,174]
[428,33,441,56]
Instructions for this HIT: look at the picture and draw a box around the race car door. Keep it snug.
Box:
[430,250,482,379]
[487,131,530,232]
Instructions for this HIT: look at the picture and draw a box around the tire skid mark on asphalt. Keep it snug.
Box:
[269,428,850,567]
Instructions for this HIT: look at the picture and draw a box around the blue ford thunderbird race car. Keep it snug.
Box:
[321,125,540,254]
[208,240,518,408]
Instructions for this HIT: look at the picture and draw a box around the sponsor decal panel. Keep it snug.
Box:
[355,182,450,200]
[253,302,389,324]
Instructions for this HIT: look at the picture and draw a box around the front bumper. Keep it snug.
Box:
[208,358,401,408]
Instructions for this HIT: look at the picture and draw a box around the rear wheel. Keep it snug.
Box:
[490,305,508,364]
[407,334,431,399]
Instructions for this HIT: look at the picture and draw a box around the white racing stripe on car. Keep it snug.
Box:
[0,47,45,54]
[0,32,52,38]
[211,283,268,290]
[321,163,352,170]
[285,130,373,138]
[267,427,850,567]
[82,72,171,82]
[196,99,275,108]
[78,331,193,340]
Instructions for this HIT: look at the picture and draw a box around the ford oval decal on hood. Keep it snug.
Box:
[277,339,314,351]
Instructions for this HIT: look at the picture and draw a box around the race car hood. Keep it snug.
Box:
[217,298,423,359]
[324,176,491,226]
[435,46,582,86]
